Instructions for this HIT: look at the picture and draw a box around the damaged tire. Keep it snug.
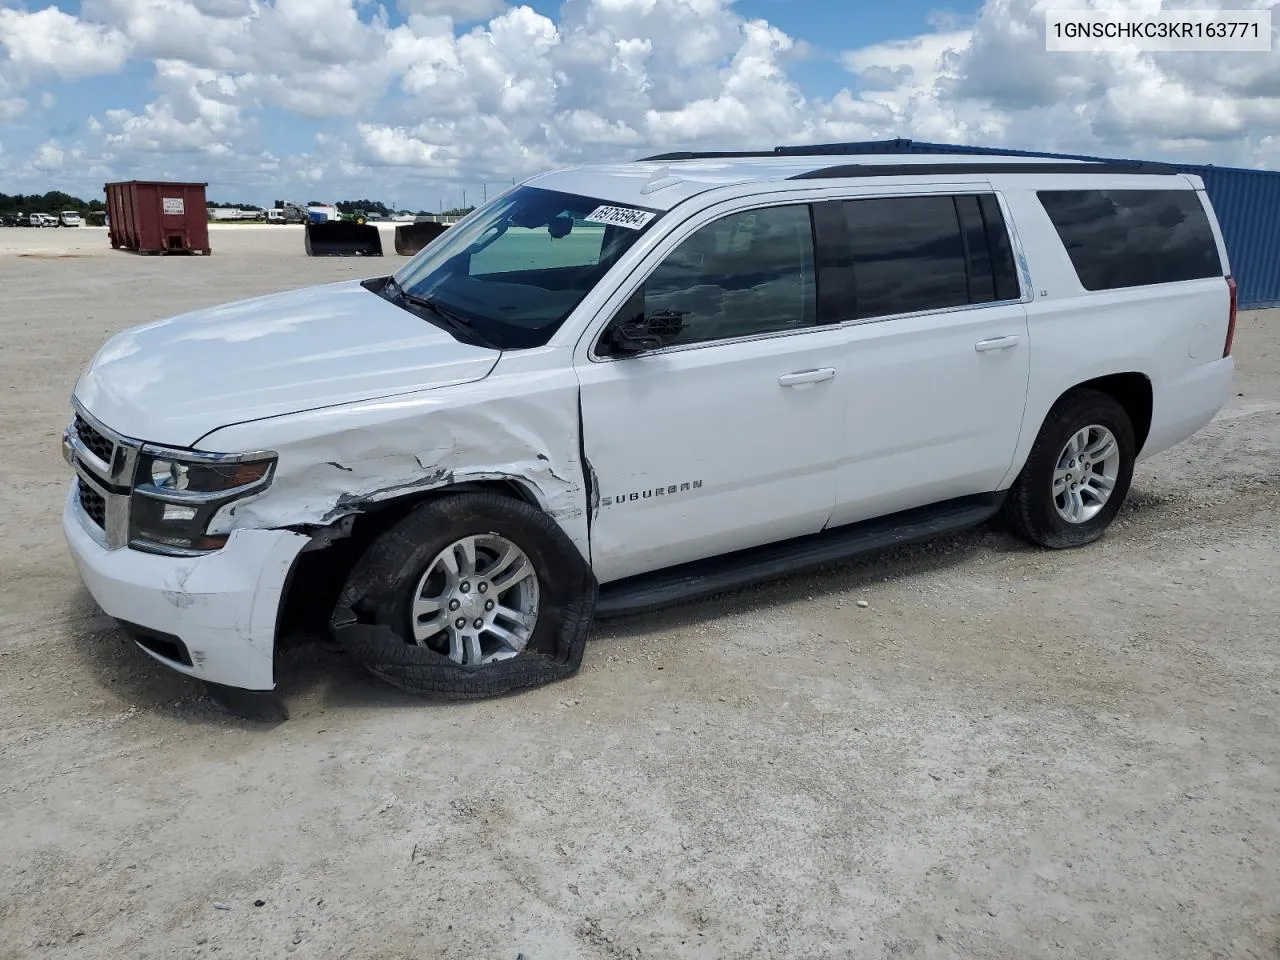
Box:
[330,492,597,700]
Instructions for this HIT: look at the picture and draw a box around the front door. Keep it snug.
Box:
[576,202,847,584]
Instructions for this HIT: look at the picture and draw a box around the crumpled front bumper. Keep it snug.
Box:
[62,483,310,692]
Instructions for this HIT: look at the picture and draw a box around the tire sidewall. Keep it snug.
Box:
[356,496,588,663]
[1022,394,1136,547]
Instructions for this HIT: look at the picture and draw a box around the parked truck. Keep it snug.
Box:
[269,201,310,225]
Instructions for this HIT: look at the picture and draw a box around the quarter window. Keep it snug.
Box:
[1037,189,1223,290]
[636,204,817,347]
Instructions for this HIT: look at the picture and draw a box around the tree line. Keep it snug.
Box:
[1,190,478,219]
[0,191,105,217]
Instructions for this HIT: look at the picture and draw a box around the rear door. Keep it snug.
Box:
[822,190,1032,527]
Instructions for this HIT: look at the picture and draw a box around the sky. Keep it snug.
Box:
[0,0,1277,208]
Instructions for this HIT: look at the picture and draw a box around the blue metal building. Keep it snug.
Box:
[775,138,1280,309]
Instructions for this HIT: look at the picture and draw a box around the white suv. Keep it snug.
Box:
[62,150,1237,718]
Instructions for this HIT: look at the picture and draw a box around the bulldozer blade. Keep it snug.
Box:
[304,221,383,257]
[394,222,450,256]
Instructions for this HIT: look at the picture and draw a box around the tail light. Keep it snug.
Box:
[1223,275,1238,357]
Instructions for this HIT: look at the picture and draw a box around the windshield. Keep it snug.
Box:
[389,185,662,349]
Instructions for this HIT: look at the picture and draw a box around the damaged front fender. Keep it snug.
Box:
[192,360,591,564]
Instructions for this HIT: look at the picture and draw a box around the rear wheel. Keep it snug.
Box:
[330,492,597,699]
[1003,388,1136,548]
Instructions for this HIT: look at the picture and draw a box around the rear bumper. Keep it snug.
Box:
[62,484,309,690]
[1142,356,1235,460]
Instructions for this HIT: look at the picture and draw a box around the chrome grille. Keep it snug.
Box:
[78,480,107,530]
[67,407,140,549]
[75,414,114,463]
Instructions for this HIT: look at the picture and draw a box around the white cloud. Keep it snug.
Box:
[191,0,255,15]
[358,123,448,166]
[839,29,1014,144]
[8,137,107,184]
[0,96,27,121]
[399,0,507,21]
[32,140,66,170]
[557,109,642,145]
[3,0,1280,201]
[0,5,131,84]
[642,19,807,143]
[78,0,251,72]
[929,0,1280,159]
[100,59,246,154]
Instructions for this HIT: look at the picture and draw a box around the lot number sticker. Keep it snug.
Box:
[163,197,185,215]
[585,205,655,230]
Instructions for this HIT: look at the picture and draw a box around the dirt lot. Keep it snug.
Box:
[1,225,1277,960]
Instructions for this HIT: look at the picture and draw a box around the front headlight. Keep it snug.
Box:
[130,447,276,555]
[146,456,271,494]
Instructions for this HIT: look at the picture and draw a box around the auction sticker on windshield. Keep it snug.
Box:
[585,205,655,230]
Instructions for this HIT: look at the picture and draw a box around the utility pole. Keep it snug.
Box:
[482,183,487,203]
[463,189,467,210]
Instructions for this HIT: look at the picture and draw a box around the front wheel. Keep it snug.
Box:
[1003,388,1136,549]
[330,492,597,700]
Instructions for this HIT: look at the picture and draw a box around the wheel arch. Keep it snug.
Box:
[322,487,597,699]
[1059,372,1153,454]
[275,477,549,650]
[1003,371,1153,491]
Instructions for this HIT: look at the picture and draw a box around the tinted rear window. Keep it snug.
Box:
[843,196,971,318]
[1037,189,1222,291]
[838,194,1021,320]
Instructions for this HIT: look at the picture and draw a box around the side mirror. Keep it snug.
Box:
[603,285,687,355]
[607,318,666,356]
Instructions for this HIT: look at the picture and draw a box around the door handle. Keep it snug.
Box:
[974,335,1020,353]
[779,368,837,387]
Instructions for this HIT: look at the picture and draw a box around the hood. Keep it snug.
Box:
[73,279,500,447]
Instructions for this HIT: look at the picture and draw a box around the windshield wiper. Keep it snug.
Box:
[406,294,499,350]
[382,278,499,350]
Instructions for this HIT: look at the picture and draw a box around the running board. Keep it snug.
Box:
[594,493,1004,618]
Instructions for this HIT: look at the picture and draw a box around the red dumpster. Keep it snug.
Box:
[104,180,211,255]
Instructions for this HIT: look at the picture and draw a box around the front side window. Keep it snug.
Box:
[1037,189,1223,291]
[389,186,661,349]
[619,204,817,349]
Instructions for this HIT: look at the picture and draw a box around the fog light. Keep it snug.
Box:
[162,504,197,522]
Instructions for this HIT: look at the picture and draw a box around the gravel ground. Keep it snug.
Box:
[1,226,1277,960]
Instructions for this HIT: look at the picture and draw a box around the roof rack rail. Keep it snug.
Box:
[636,145,869,161]
[636,149,784,162]
[788,160,1180,180]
